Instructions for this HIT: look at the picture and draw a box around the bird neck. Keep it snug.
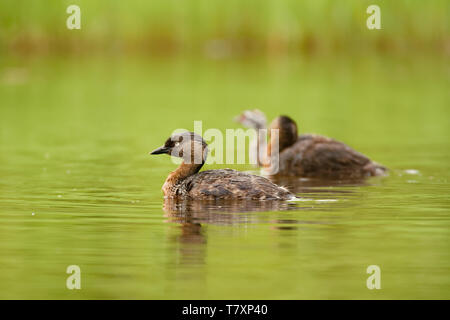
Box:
[248,127,280,169]
[264,131,281,170]
[250,128,268,167]
[267,124,297,157]
[164,161,204,186]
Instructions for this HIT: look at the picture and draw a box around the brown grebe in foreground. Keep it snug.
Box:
[236,110,387,179]
[150,132,295,200]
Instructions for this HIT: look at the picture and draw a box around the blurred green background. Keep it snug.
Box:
[0,0,448,56]
[0,1,449,299]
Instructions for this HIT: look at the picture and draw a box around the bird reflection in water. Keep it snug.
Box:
[162,198,308,276]
[268,175,372,194]
[163,197,306,224]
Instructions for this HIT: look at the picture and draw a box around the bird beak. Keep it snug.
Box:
[149,146,170,155]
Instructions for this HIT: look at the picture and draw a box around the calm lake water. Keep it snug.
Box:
[0,54,449,299]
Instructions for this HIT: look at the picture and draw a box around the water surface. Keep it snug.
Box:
[0,55,449,299]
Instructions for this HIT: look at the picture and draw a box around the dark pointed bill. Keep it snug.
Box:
[149,146,170,155]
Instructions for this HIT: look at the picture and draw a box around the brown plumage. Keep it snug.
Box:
[236,110,387,179]
[274,132,386,179]
[150,132,294,200]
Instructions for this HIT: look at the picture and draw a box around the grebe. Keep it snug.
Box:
[235,110,387,179]
[150,132,295,200]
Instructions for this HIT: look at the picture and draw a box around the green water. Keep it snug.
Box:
[0,54,449,299]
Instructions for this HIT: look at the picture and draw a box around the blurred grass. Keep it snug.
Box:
[0,0,448,56]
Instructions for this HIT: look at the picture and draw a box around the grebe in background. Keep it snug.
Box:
[150,131,295,200]
[235,110,387,179]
